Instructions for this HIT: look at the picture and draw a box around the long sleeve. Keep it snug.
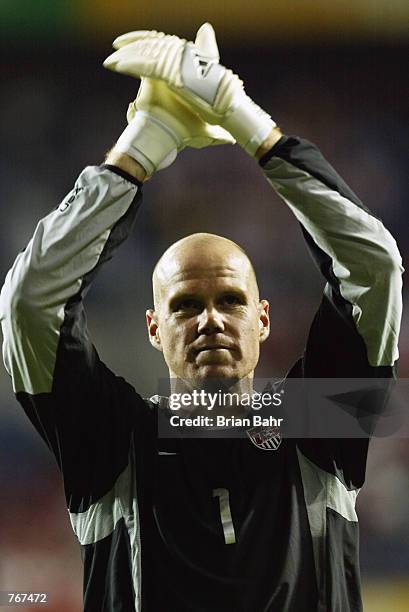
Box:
[261,135,403,375]
[0,164,148,509]
[260,135,403,488]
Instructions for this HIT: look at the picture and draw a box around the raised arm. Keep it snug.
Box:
[0,164,141,396]
[0,159,147,495]
[259,132,403,376]
[0,66,233,505]
[258,131,403,490]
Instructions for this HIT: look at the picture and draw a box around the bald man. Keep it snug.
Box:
[0,67,403,612]
[147,233,269,394]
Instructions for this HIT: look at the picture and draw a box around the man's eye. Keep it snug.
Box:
[176,299,201,311]
[220,295,242,306]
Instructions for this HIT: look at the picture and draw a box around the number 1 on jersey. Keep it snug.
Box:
[213,488,236,544]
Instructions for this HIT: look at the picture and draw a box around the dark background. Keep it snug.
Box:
[1,2,408,610]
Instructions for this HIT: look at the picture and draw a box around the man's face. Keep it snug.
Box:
[146,235,269,383]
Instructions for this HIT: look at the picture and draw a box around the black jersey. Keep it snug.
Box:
[0,136,402,611]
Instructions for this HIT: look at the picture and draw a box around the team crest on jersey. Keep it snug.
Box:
[246,425,282,451]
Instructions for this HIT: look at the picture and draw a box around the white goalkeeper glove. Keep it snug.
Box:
[113,77,234,176]
[104,23,276,157]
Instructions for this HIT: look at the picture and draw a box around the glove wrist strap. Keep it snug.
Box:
[114,111,180,175]
[223,96,276,156]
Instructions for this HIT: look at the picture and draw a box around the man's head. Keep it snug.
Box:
[146,233,269,384]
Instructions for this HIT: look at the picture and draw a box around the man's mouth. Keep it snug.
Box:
[196,345,230,353]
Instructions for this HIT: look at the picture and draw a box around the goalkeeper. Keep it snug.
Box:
[0,24,403,612]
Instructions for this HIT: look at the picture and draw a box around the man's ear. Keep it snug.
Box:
[146,309,163,352]
[258,299,270,343]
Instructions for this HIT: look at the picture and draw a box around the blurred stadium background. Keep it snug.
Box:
[0,1,408,610]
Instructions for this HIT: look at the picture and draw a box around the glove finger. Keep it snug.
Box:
[188,122,235,148]
[126,76,151,123]
[104,36,185,87]
[113,30,163,49]
[194,22,219,61]
[103,47,156,78]
[104,39,158,67]
[126,100,137,123]
[105,39,157,64]
[204,124,235,146]
[104,45,132,68]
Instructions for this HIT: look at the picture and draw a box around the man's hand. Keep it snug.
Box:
[104,23,278,157]
[104,32,235,177]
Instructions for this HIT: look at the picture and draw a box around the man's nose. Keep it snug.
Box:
[197,307,225,335]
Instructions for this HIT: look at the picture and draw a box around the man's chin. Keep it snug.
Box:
[192,365,239,382]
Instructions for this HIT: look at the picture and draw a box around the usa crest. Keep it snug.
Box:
[246,425,282,451]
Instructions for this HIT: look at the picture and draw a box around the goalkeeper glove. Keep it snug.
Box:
[104,23,276,157]
[112,75,235,176]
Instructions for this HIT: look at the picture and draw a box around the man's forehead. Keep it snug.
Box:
[159,253,250,284]
[168,268,250,296]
